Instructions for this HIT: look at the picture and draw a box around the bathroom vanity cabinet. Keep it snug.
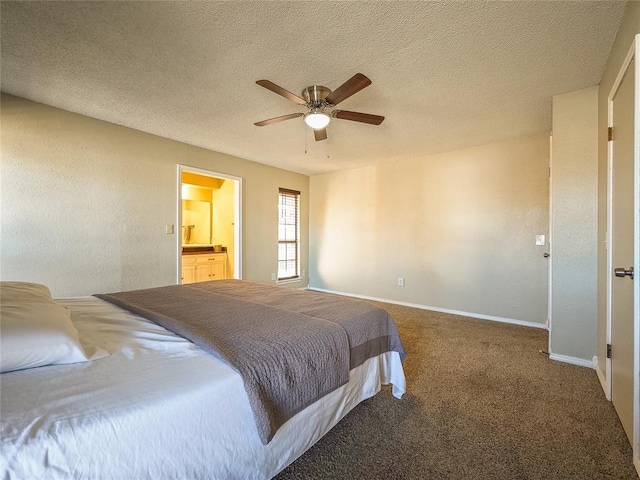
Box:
[181,253,227,284]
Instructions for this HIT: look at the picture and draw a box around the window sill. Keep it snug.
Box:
[276,278,301,285]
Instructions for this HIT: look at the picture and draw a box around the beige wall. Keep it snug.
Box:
[550,86,599,361]
[597,2,640,377]
[310,135,550,325]
[0,94,309,297]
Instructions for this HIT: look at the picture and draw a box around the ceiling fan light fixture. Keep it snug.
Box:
[304,110,331,130]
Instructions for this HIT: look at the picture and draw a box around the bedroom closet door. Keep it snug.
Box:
[610,56,635,444]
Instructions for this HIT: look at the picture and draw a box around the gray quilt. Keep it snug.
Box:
[96,280,405,444]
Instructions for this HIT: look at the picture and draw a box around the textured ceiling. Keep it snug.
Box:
[0,1,626,175]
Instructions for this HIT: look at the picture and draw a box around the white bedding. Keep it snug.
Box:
[0,296,406,480]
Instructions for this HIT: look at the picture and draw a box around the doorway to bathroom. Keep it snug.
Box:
[177,165,242,283]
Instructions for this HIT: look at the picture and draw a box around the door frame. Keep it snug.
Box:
[605,34,640,471]
[177,165,243,282]
[547,134,553,351]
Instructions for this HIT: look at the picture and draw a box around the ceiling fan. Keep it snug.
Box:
[254,73,384,142]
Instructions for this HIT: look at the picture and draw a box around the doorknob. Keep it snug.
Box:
[543,253,550,258]
[614,266,634,279]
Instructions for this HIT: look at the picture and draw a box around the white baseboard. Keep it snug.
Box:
[593,355,610,399]
[307,287,547,330]
[548,352,596,369]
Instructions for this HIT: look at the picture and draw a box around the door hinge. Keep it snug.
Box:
[607,344,612,359]
[608,127,613,141]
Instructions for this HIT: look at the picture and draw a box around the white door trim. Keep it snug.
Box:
[605,34,640,472]
[547,134,553,353]
[633,34,640,478]
[177,165,243,282]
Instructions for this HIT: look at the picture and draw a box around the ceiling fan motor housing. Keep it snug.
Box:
[302,85,332,106]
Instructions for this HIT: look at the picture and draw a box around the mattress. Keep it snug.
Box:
[0,295,406,479]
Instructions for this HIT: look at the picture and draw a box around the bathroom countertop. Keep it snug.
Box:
[182,246,226,255]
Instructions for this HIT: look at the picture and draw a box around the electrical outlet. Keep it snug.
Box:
[165,224,174,234]
[271,273,276,281]
[397,277,405,287]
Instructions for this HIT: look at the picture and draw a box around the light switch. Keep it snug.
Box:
[166,224,175,235]
[535,235,546,246]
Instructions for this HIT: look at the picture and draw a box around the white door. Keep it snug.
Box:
[610,57,635,444]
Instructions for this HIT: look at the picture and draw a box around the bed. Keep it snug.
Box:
[0,280,406,479]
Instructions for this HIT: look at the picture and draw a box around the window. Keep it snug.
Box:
[278,188,300,280]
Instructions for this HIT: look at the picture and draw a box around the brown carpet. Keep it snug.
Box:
[275,301,637,480]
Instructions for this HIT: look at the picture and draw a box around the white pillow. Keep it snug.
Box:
[1,281,53,302]
[1,282,91,373]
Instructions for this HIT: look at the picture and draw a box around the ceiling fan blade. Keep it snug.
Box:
[325,73,372,106]
[314,128,328,141]
[254,112,303,126]
[256,80,307,105]
[333,110,384,125]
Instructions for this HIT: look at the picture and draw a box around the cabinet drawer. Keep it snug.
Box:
[182,256,197,266]
[183,253,225,265]
[196,253,225,264]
